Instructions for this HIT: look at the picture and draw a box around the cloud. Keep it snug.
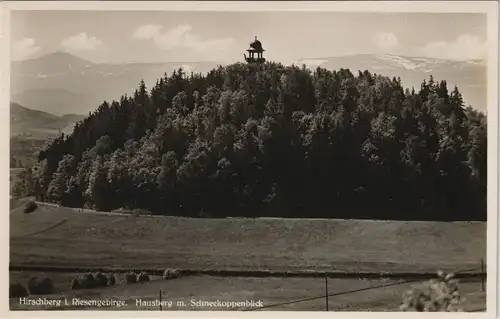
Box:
[133,24,236,60]
[12,38,41,60]
[418,34,486,61]
[295,59,327,70]
[60,32,103,51]
[134,24,163,39]
[371,32,399,53]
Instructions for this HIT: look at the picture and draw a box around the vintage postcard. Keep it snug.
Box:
[1,1,498,317]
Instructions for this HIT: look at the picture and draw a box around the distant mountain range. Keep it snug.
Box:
[11,52,486,116]
[11,52,220,116]
[10,102,85,138]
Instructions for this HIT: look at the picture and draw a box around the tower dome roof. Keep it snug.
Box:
[248,36,264,51]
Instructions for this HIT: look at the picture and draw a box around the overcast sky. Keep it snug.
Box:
[10,11,487,64]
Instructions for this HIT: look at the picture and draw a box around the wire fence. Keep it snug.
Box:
[242,262,486,312]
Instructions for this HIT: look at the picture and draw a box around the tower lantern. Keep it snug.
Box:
[244,36,266,63]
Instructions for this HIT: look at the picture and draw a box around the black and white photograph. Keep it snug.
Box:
[4,1,498,314]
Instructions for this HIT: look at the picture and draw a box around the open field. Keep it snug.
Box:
[10,200,486,273]
[9,271,486,311]
[9,199,487,311]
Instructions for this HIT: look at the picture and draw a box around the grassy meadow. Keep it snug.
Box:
[9,198,487,311]
[10,200,485,273]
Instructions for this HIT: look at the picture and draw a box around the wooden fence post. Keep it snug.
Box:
[480,258,485,292]
[325,273,329,311]
[159,289,163,311]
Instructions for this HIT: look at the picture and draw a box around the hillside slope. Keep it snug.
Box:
[11,89,90,117]
[10,102,85,137]
[10,202,486,273]
[24,61,487,221]
[10,103,86,168]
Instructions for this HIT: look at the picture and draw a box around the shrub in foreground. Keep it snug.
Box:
[137,272,150,283]
[73,272,112,289]
[95,272,108,287]
[10,282,29,297]
[162,269,180,280]
[23,201,38,214]
[400,271,464,312]
[71,278,81,290]
[107,274,116,285]
[125,272,137,284]
[79,273,99,289]
[82,273,99,289]
[28,276,54,295]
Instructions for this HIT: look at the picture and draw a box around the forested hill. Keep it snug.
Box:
[23,62,486,221]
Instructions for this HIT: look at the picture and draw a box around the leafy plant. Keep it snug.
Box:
[400,271,464,312]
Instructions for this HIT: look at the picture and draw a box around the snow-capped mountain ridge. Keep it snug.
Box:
[296,54,485,71]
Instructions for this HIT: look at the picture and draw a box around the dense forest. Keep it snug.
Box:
[12,62,487,221]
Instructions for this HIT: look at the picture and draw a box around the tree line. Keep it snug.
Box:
[12,62,487,221]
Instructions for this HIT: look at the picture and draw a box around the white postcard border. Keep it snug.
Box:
[0,1,497,319]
